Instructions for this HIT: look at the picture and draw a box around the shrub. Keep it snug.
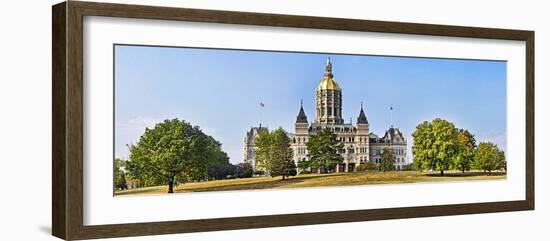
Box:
[254,170,266,176]
[402,164,416,171]
[234,163,254,178]
[356,162,378,172]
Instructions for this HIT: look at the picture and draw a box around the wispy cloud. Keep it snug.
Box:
[115,116,165,159]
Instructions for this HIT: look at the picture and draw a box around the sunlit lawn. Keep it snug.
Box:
[115,170,506,196]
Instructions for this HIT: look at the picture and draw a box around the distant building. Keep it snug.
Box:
[243,125,268,171]
[243,58,407,172]
[368,128,407,170]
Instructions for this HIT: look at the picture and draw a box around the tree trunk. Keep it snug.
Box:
[462,169,465,173]
[168,179,174,193]
[440,170,444,176]
[282,175,286,180]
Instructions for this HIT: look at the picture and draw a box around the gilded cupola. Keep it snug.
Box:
[316,58,341,92]
[315,58,344,124]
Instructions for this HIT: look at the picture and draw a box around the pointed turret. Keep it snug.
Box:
[357,101,368,124]
[296,99,308,123]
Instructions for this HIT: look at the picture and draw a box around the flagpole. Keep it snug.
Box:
[390,105,393,128]
[259,101,264,128]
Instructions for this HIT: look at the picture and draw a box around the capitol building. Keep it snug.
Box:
[243,58,407,173]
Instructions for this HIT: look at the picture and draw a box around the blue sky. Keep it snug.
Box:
[114,45,507,164]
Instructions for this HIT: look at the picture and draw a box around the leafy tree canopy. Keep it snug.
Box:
[380,148,395,172]
[412,118,459,176]
[474,142,505,173]
[126,119,228,193]
[256,127,297,180]
[455,129,476,173]
[306,128,344,173]
[234,163,254,178]
[114,158,127,190]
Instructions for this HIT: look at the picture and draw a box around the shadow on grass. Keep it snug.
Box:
[188,173,347,192]
[424,171,506,177]
[116,173,350,195]
[115,186,168,196]
[116,171,507,195]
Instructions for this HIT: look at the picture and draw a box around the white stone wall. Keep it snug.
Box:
[369,143,407,170]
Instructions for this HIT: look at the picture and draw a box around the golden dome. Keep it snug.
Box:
[317,57,341,91]
[317,76,341,91]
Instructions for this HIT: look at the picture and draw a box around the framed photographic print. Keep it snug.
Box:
[52,1,534,240]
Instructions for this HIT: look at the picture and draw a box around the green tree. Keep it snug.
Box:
[182,135,230,182]
[455,129,476,173]
[255,128,273,172]
[203,140,232,180]
[114,158,127,190]
[474,142,505,173]
[234,163,254,178]
[256,128,296,180]
[412,118,459,176]
[306,128,344,173]
[412,121,432,172]
[207,160,234,180]
[282,161,298,178]
[126,119,226,193]
[297,159,313,173]
[380,148,395,172]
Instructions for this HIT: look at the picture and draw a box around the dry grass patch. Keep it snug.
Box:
[115,171,505,196]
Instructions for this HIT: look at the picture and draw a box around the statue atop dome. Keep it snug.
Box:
[325,57,333,77]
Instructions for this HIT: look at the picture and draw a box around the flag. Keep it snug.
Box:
[260,102,265,107]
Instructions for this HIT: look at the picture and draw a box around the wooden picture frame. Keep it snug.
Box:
[52,1,534,240]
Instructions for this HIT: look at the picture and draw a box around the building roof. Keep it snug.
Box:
[316,58,341,91]
[296,100,308,123]
[245,126,268,145]
[382,127,406,144]
[357,102,368,124]
[368,128,406,144]
[317,76,341,91]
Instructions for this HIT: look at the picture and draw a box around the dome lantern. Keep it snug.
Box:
[315,57,343,124]
[316,57,341,91]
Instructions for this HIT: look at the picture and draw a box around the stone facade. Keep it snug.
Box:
[368,129,408,171]
[243,125,268,171]
[243,58,407,172]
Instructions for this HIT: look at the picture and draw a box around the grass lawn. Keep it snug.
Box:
[115,171,505,196]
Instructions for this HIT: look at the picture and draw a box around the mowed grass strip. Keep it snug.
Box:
[115,171,505,196]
